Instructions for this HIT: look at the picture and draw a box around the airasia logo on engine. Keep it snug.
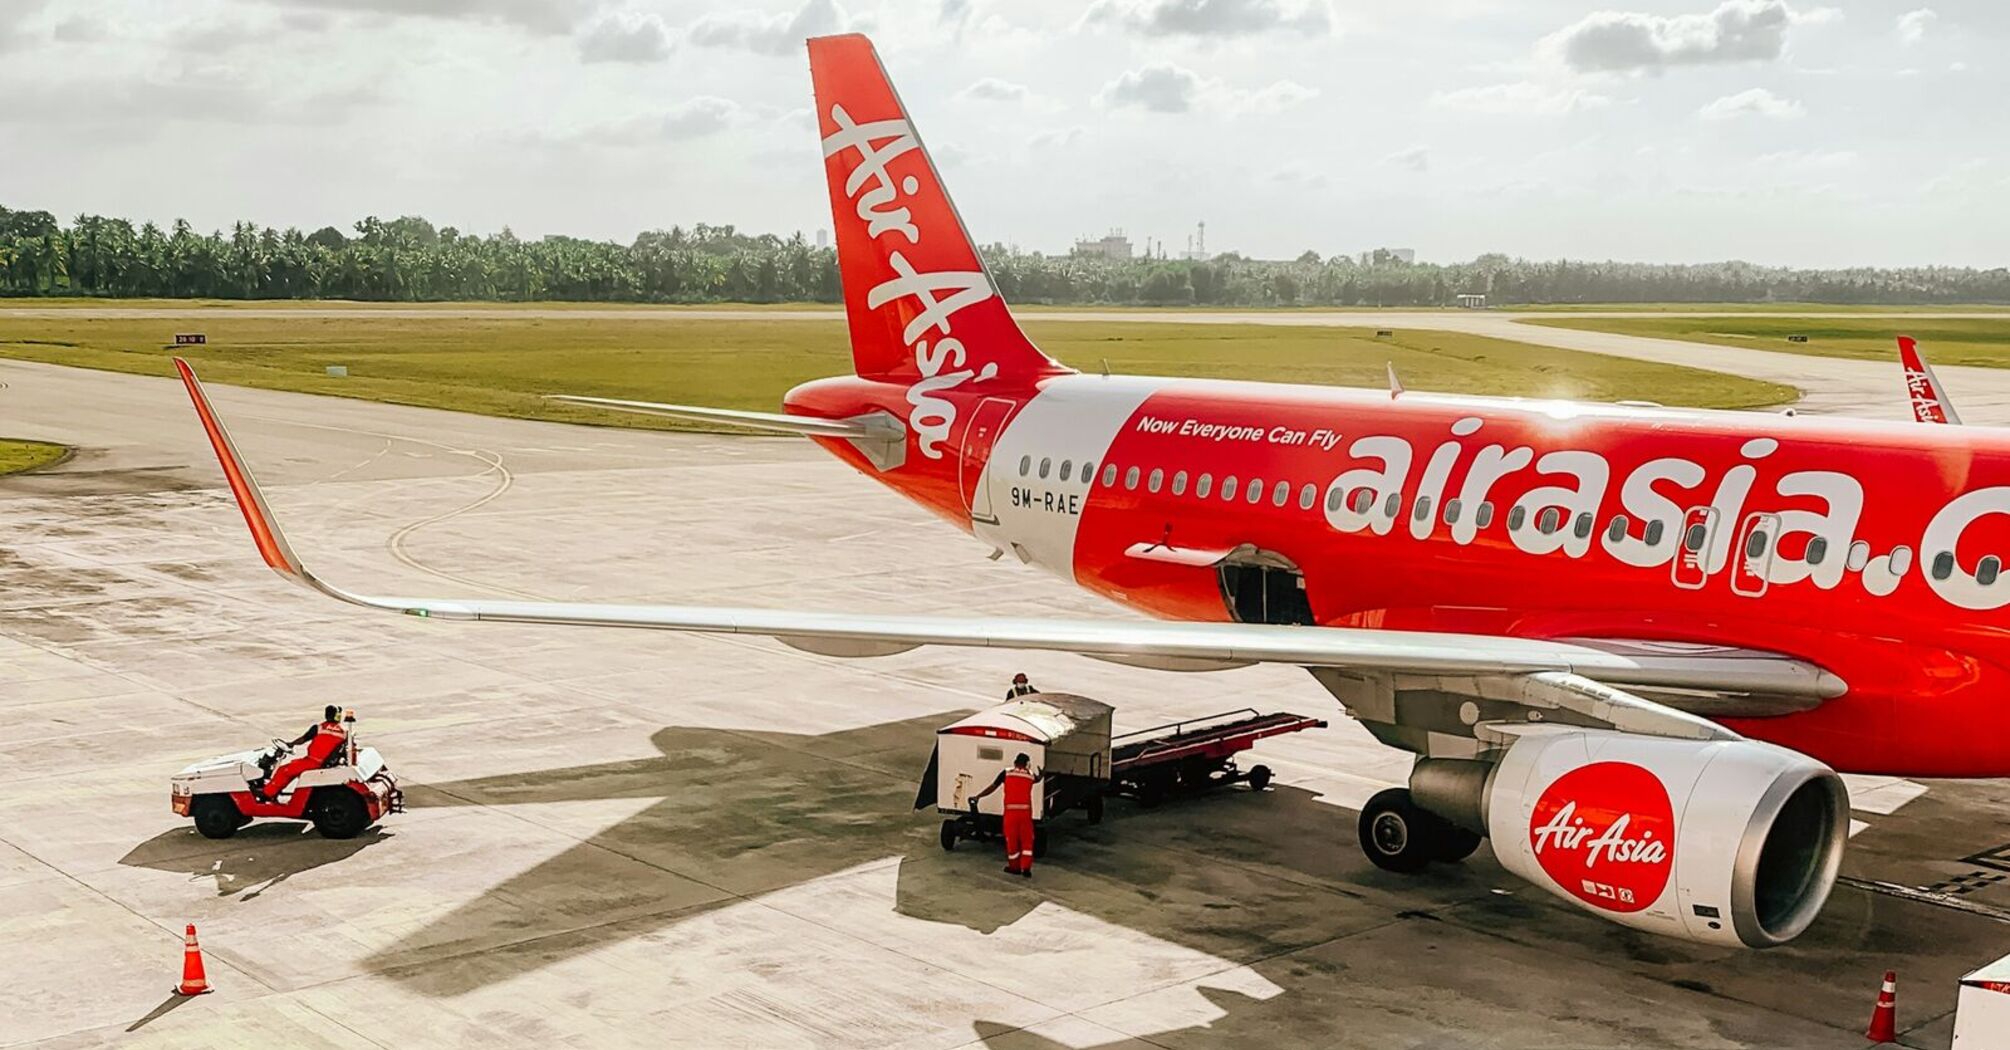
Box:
[1528,761,1674,914]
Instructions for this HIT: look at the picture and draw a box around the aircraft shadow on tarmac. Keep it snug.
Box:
[119,822,390,900]
[356,712,1430,999]
[335,712,1992,1046]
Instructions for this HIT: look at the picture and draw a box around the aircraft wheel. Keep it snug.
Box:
[1358,788,1438,874]
[192,796,243,840]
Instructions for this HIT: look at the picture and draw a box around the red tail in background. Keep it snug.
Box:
[807,34,1067,387]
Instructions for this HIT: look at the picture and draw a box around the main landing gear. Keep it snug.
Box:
[1357,787,1483,874]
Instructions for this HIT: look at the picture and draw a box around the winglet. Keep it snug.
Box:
[173,358,310,584]
[1897,336,1962,425]
[1386,361,1403,399]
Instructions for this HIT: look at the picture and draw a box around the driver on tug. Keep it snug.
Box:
[256,705,349,801]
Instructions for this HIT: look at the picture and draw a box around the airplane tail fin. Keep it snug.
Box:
[1897,335,1962,425]
[806,34,1067,385]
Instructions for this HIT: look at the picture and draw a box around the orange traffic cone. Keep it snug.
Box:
[173,924,213,996]
[1865,970,1897,1043]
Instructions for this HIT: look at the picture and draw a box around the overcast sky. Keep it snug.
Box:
[0,0,2003,266]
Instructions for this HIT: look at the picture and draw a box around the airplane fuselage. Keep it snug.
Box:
[789,371,2010,779]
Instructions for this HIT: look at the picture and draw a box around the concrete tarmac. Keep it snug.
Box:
[3,335,2009,1048]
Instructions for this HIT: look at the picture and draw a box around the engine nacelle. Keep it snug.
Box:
[1481,726,1849,947]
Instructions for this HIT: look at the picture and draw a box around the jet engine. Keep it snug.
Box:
[1413,727,1849,948]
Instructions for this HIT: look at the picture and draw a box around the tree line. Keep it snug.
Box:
[3,204,2007,306]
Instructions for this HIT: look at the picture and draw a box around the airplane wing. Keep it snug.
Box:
[176,360,1842,750]
[1898,335,1962,425]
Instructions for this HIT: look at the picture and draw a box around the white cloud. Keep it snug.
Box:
[688,0,849,57]
[1099,64,1204,112]
[1543,1,1834,74]
[1698,87,1804,120]
[577,10,672,64]
[1082,0,1332,38]
[958,77,1029,102]
[52,16,109,44]
[1896,9,1936,44]
[263,0,592,35]
[1384,146,1429,172]
[1097,63,1317,114]
[1027,125,1087,149]
[1431,81,1612,115]
[661,97,744,138]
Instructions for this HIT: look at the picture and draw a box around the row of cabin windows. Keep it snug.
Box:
[1015,455,2003,583]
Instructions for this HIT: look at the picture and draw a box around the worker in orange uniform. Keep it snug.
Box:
[258,705,349,801]
[972,752,1042,877]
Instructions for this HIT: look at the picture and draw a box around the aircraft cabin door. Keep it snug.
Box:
[960,397,1016,525]
[1671,506,1719,590]
[1730,512,1780,597]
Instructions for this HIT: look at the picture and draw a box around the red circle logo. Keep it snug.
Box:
[1528,762,1675,913]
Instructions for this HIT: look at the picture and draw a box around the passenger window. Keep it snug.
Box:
[1890,546,1913,575]
[1981,555,2001,586]
[1101,464,1117,487]
[1383,492,1400,517]
[1476,502,1495,529]
[1645,519,1664,547]
[1124,466,1140,490]
[1606,515,1628,543]
[1747,529,1770,558]
[1326,488,1344,512]
[1847,539,1870,571]
[1148,468,1164,493]
[1019,455,1031,477]
[1082,460,1095,481]
[1059,460,1072,482]
[1932,551,1955,580]
[1508,506,1527,531]
[1039,457,1051,479]
[1197,473,1213,499]
[1221,476,1239,500]
[1413,495,1433,522]
[1536,508,1559,534]
[1806,537,1828,565]
[1443,498,1461,524]
[1172,470,1188,496]
[1299,482,1316,510]
[1272,480,1290,507]
[1573,513,1593,540]
[1247,478,1264,504]
[1351,488,1373,514]
[1683,523,1707,551]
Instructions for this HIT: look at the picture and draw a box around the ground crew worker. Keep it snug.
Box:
[258,705,349,801]
[1005,673,1040,700]
[972,752,1042,877]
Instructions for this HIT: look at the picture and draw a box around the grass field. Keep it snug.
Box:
[1511,302,2010,314]
[1526,315,2010,368]
[0,439,68,476]
[0,312,1793,431]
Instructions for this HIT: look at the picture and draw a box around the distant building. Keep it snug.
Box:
[1456,293,1487,309]
[1180,221,1209,261]
[1073,229,1133,261]
[815,229,829,249]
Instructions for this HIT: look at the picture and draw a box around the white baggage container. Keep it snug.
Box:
[932,694,1112,820]
[1955,954,2010,1049]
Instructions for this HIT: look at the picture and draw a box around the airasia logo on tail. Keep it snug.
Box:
[1528,762,1674,914]
[822,103,995,460]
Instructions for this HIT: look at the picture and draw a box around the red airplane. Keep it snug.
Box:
[175,34,2010,951]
